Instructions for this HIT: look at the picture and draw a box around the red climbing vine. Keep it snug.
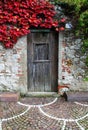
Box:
[0,0,65,48]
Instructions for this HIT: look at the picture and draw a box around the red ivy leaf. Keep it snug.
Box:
[0,0,65,48]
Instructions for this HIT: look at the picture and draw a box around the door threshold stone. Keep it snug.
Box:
[24,92,59,97]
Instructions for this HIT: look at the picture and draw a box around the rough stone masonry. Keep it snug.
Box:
[0,31,88,94]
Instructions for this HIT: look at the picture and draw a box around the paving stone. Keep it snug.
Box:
[20,97,55,105]
[65,122,81,130]
[0,102,27,119]
[42,98,88,120]
[1,97,88,130]
[78,116,88,129]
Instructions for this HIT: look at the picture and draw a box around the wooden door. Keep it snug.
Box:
[27,30,58,92]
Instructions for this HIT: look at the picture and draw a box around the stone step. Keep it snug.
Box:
[26,92,59,97]
[65,92,88,102]
[0,92,20,102]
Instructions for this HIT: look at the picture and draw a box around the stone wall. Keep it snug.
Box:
[59,31,88,91]
[0,32,88,94]
[0,36,27,94]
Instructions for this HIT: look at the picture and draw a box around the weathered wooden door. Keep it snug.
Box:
[27,30,58,92]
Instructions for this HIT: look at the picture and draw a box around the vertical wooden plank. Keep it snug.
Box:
[39,63,45,91]
[44,63,51,92]
[34,63,45,91]
[27,33,35,91]
[50,32,58,92]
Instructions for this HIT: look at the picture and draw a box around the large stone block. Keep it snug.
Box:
[0,92,20,102]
